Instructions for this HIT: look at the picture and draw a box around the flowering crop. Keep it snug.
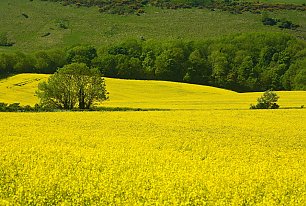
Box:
[0,110,305,205]
[1,74,306,110]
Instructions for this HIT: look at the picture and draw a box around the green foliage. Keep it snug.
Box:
[155,48,185,81]
[250,90,280,109]
[96,32,304,92]
[278,20,299,30]
[36,63,108,110]
[184,49,210,84]
[0,102,44,112]
[0,50,66,75]
[56,19,69,29]
[0,54,14,75]
[261,15,300,30]
[1,32,306,92]
[34,49,67,73]
[262,17,278,26]
[1,0,306,52]
[294,69,306,90]
[67,45,97,67]
[91,0,214,14]
[0,32,14,47]
[13,52,36,73]
[43,0,306,15]
[0,102,166,112]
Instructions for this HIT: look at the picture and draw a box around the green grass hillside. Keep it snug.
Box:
[1,74,305,109]
[261,0,306,3]
[0,0,305,52]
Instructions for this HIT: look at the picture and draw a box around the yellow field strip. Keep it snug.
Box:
[1,74,305,110]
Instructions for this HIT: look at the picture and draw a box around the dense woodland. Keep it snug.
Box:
[1,33,305,92]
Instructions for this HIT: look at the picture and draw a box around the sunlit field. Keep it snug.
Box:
[1,74,306,109]
[0,74,305,204]
[0,110,305,204]
[1,0,305,203]
[0,74,48,106]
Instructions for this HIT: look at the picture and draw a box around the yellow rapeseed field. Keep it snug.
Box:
[0,110,305,205]
[1,74,306,109]
[0,74,305,205]
[0,74,48,106]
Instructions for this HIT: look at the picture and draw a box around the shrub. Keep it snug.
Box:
[0,32,14,47]
[278,20,299,30]
[262,17,278,26]
[250,90,280,109]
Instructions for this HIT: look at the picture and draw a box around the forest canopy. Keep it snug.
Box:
[1,33,305,92]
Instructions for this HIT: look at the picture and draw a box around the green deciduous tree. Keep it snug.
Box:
[209,51,229,87]
[36,63,108,110]
[155,48,185,81]
[283,56,306,91]
[34,50,66,73]
[13,52,35,73]
[67,45,97,67]
[293,69,306,90]
[142,51,156,79]
[184,49,210,84]
[0,53,15,75]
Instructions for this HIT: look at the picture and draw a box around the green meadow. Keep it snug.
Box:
[261,0,306,3]
[0,0,305,52]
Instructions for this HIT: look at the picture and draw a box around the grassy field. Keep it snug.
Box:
[0,0,305,52]
[260,0,306,3]
[1,74,306,109]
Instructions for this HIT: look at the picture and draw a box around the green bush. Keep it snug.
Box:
[250,90,280,109]
[0,32,14,47]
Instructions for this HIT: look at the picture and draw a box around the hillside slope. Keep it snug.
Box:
[0,0,305,52]
[0,74,305,109]
[0,74,48,106]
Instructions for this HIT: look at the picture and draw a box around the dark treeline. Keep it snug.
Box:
[41,0,306,15]
[95,33,306,91]
[0,49,67,76]
[0,102,167,112]
[42,0,213,15]
[1,33,305,91]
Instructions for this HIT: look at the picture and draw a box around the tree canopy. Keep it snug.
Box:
[36,63,108,110]
[1,33,306,92]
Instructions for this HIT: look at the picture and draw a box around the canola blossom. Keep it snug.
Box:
[0,110,305,205]
[0,74,305,204]
[1,74,306,110]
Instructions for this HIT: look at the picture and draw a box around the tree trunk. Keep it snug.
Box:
[78,88,85,109]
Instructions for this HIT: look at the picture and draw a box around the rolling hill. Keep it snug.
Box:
[0,74,305,109]
[1,1,306,204]
[0,0,305,52]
